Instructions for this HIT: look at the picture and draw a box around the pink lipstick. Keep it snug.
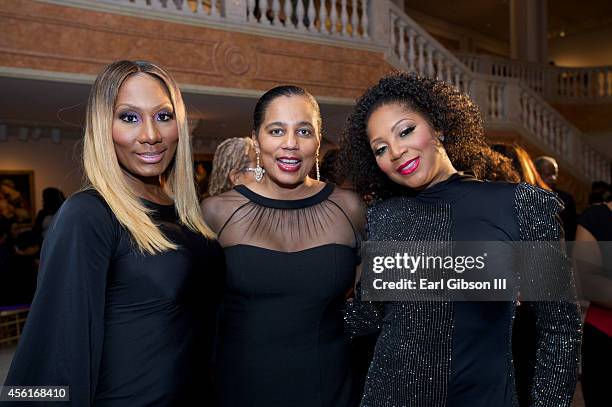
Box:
[136,150,166,164]
[397,157,420,175]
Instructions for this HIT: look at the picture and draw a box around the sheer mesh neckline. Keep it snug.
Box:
[233,183,335,209]
[215,183,359,251]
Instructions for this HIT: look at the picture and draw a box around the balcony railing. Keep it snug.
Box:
[97,0,226,19]
[471,74,610,182]
[387,2,471,94]
[90,0,372,42]
[246,0,369,41]
[458,52,612,103]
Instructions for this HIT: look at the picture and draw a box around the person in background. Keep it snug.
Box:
[534,156,577,240]
[208,137,256,196]
[195,162,209,199]
[31,187,65,244]
[588,181,610,205]
[319,148,344,185]
[0,218,13,305]
[491,144,548,189]
[574,183,612,407]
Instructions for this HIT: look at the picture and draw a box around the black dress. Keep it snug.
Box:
[345,173,582,407]
[577,203,612,407]
[202,183,365,407]
[3,190,223,406]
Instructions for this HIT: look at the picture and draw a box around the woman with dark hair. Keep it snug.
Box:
[202,85,365,407]
[31,187,65,243]
[338,72,581,407]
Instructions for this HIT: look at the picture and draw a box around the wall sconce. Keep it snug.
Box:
[18,127,28,141]
[51,128,61,144]
[32,127,42,140]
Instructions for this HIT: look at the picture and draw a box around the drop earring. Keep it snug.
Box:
[254,149,265,182]
[316,150,320,181]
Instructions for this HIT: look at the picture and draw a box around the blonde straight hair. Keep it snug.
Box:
[83,60,214,254]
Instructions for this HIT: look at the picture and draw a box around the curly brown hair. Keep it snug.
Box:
[208,137,254,196]
[336,72,518,203]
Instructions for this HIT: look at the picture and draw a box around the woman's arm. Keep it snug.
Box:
[339,190,385,337]
[514,183,581,407]
[3,191,115,406]
[573,225,612,309]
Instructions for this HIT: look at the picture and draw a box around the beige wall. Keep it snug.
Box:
[0,136,83,212]
[549,26,612,67]
[404,8,510,57]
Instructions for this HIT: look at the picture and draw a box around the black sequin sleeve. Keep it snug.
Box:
[343,204,385,339]
[343,281,385,338]
[514,183,581,407]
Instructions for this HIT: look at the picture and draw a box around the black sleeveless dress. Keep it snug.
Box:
[202,183,364,407]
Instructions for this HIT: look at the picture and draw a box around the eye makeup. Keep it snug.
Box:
[118,111,141,123]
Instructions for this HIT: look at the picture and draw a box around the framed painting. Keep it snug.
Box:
[0,170,35,225]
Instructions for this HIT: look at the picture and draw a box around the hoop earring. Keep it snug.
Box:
[316,151,320,181]
[254,149,265,182]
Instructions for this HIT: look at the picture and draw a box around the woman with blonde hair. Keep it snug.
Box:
[208,137,256,196]
[4,60,223,406]
[491,143,551,189]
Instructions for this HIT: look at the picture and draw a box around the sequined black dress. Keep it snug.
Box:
[202,183,365,407]
[345,174,581,407]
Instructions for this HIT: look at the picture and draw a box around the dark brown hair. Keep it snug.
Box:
[337,72,517,202]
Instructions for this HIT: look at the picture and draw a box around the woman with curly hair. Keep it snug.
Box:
[207,137,256,196]
[338,72,581,407]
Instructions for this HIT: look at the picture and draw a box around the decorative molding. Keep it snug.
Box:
[223,45,252,76]
[0,66,96,84]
